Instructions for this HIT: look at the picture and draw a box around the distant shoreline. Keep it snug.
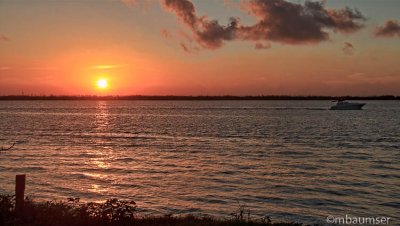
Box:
[0,95,399,101]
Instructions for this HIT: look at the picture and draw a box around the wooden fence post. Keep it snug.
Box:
[15,174,26,214]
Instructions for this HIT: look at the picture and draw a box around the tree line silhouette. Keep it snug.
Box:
[0,95,398,101]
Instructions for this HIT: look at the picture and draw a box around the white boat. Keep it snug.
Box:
[330,100,365,110]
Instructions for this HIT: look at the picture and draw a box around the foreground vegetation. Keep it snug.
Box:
[0,195,310,226]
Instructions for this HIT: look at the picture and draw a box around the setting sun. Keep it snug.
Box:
[1,1,400,224]
[97,79,108,89]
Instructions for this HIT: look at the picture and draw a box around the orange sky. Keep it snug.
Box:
[1,0,400,96]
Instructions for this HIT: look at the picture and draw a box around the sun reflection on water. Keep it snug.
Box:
[94,101,111,131]
[93,159,109,169]
[89,184,108,193]
[87,101,114,194]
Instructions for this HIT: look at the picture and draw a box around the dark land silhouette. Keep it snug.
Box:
[0,195,301,226]
[0,95,398,101]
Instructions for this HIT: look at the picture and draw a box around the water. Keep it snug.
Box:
[0,100,399,224]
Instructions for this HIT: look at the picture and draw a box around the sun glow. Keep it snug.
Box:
[97,79,108,89]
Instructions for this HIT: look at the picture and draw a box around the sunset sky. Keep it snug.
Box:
[1,0,400,96]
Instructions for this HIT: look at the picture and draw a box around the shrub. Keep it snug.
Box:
[0,194,307,226]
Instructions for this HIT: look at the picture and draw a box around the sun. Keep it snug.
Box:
[97,79,108,89]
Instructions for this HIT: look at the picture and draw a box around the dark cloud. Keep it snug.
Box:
[325,7,366,33]
[194,17,238,49]
[162,0,239,49]
[374,20,400,38]
[0,35,9,41]
[239,0,366,44]
[342,42,355,55]
[254,42,271,50]
[163,0,197,27]
[161,0,366,50]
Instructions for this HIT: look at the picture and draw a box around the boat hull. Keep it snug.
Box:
[330,103,365,110]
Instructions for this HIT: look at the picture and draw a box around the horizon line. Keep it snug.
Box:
[0,95,399,101]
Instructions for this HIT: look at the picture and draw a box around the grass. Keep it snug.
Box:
[0,195,311,226]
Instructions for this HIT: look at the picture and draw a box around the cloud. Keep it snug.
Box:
[89,64,127,70]
[162,0,239,49]
[0,35,9,41]
[254,42,271,50]
[374,20,400,38]
[180,42,191,53]
[239,0,366,44]
[325,6,366,33]
[161,0,366,50]
[162,0,197,26]
[342,42,355,55]
[179,41,199,53]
